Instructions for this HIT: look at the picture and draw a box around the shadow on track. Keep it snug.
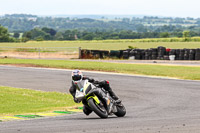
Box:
[58,114,129,121]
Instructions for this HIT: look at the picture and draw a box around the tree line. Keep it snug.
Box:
[1,14,200,33]
[0,24,194,42]
[2,14,200,42]
[22,28,195,41]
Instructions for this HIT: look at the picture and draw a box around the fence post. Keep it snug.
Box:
[79,47,81,59]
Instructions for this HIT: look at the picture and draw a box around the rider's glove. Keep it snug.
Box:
[90,78,95,83]
[93,81,99,84]
[98,81,106,87]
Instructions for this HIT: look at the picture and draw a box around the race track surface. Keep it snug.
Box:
[1,65,200,133]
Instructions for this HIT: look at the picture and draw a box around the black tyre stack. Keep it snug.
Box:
[169,49,175,55]
[151,48,158,60]
[175,49,180,60]
[183,49,190,60]
[119,50,125,58]
[126,49,142,59]
[163,55,169,60]
[99,50,109,59]
[179,49,185,60]
[81,48,200,60]
[91,50,100,59]
[195,49,200,60]
[122,50,129,59]
[135,49,143,60]
[122,49,133,59]
[189,49,195,60]
[81,49,92,59]
[110,50,120,58]
[141,50,145,60]
[80,49,86,59]
[129,50,135,58]
[157,46,166,60]
[145,49,152,60]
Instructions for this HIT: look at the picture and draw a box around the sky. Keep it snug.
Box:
[0,0,200,18]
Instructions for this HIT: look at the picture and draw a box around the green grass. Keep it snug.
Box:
[0,41,200,50]
[1,58,200,80]
[0,86,78,115]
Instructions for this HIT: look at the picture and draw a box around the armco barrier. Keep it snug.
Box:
[80,47,200,60]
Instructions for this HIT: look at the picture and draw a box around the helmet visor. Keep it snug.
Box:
[72,75,82,81]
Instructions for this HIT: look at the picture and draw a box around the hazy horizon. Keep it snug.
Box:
[0,14,156,18]
[0,14,197,19]
[1,0,200,18]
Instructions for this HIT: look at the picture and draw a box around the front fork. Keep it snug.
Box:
[87,95,100,105]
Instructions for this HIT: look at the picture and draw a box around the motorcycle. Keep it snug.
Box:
[75,79,126,118]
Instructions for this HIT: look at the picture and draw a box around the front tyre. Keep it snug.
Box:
[114,103,126,117]
[88,98,108,118]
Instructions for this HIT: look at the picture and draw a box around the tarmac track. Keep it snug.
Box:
[1,65,200,133]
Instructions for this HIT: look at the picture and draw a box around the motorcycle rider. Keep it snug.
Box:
[69,69,121,115]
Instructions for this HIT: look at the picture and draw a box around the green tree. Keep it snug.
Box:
[23,28,50,40]
[21,37,29,42]
[13,32,20,38]
[63,30,75,40]
[82,34,94,40]
[183,31,190,41]
[159,32,170,38]
[0,25,10,42]
[35,36,44,41]
[30,28,48,39]
[55,32,64,40]
[42,27,57,36]
[23,31,32,39]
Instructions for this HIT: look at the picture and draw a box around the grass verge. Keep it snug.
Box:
[0,86,79,115]
[1,58,200,80]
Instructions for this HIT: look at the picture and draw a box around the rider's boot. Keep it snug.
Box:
[101,80,121,104]
[108,88,121,104]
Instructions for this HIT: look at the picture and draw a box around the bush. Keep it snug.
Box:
[128,46,137,49]
[21,37,29,42]
[35,36,44,41]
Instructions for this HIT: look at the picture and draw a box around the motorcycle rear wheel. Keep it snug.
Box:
[88,98,108,118]
[114,103,126,117]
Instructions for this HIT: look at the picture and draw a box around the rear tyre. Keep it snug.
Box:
[88,98,108,118]
[114,103,126,117]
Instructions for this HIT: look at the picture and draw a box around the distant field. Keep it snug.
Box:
[0,40,200,50]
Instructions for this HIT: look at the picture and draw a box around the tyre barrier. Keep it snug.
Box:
[81,49,110,59]
[80,47,200,60]
[110,50,121,58]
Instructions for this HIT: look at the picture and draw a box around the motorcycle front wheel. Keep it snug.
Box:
[88,98,108,118]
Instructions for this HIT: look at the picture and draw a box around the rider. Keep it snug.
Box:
[69,69,121,115]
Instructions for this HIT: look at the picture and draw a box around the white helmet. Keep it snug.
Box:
[72,69,83,83]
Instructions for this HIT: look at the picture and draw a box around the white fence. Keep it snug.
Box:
[0,47,81,59]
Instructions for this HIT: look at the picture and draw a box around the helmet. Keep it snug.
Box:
[72,69,83,82]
